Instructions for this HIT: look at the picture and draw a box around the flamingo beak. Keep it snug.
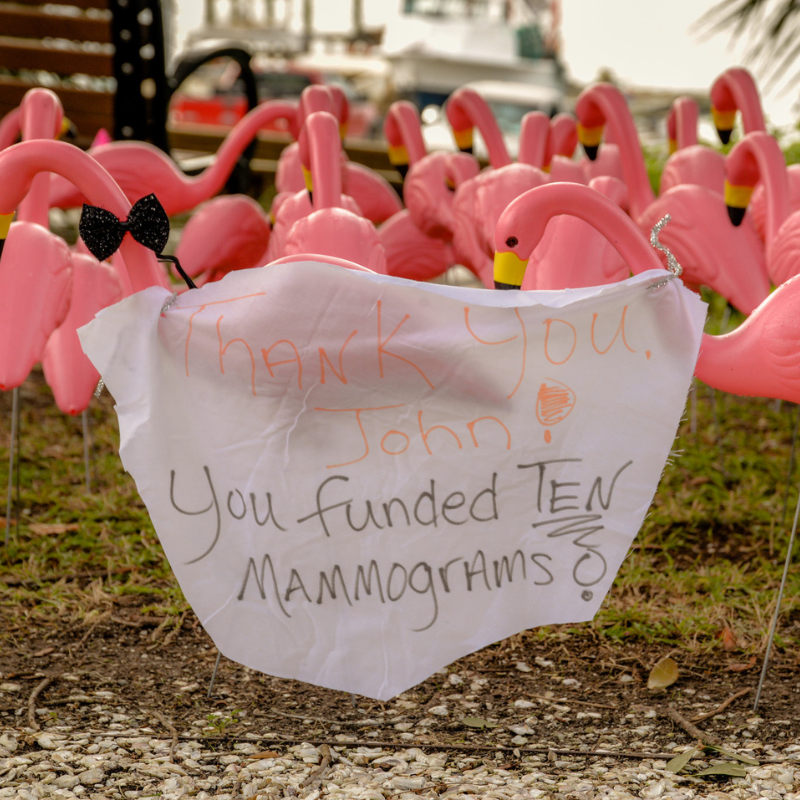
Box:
[712,106,736,145]
[0,211,13,262]
[452,126,474,154]
[302,164,313,205]
[576,123,603,161]
[724,180,754,227]
[59,117,78,141]
[493,250,528,290]
[388,144,410,180]
[668,137,677,156]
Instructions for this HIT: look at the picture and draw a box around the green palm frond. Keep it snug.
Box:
[694,0,800,94]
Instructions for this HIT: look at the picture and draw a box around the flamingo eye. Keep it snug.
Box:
[506,236,518,248]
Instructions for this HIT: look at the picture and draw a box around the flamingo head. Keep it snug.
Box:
[384,101,425,180]
[445,88,481,154]
[546,113,579,164]
[0,210,12,261]
[723,134,764,226]
[666,105,677,155]
[327,85,349,139]
[574,89,607,161]
[710,71,740,145]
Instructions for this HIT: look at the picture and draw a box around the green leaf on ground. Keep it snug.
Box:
[694,763,747,778]
[704,745,759,766]
[665,745,700,774]
[461,717,498,729]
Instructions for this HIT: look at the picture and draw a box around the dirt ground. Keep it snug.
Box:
[1,604,798,758]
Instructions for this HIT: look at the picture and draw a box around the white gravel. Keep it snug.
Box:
[1,728,797,799]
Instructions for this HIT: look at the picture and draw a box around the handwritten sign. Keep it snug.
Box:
[80,260,706,700]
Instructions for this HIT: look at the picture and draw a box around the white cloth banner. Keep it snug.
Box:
[80,261,706,700]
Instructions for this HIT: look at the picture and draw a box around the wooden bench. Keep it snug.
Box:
[0,0,401,192]
[0,0,171,147]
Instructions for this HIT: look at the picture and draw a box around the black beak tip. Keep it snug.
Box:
[726,205,746,227]
[494,280,520,291]
[717,127,732,145]
[583,144,598,161]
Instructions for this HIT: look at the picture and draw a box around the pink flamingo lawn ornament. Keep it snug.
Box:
[174,194,271,284]
[445,87,548,287]
[48,99,298,215]
[520,176,631,291]
[275,85,402,225]
[575,82,769,315]
[266,108,365,264]
[41,251,124,415]
[710,67,800,244]
[710,67,766,145]
[377,100,470,281]
[9,90,128,418]
[491,181,669,290]
[275,111,387,273]
[0,139,166,385]
[660,96,725,196]
[0,89,74,394]
[723,131,800,287]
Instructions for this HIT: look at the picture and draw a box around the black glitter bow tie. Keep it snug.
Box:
[79,193,195,289]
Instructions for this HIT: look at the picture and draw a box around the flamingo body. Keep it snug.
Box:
[660,98,724,195]
[277,111,387,272]
[0,221,72,390]
[176,195,271,282]
[378,210,454,281]
[637,184,768,314]
[42,253,124,414]
[695,272,800,402]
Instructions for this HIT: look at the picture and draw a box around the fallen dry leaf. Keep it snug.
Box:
[647,656,679,690]
[719,626,738,651]
[725,655,757,672]
[28,523,80,536]
[33,647,55,658]
[247,750,281,759]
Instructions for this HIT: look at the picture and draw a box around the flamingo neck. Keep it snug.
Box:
[450,90,512,168]
[190,100,298,202]
[0,141,166,291]
[581,86,655,219]
[674,99,698,149]
[518,113,549,168]
[725,69,766,133]
[736,132,791,252]
[304,113,343,210]
[18,174,50,226]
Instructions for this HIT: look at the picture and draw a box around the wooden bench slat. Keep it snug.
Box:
[0,7,113,44]
[0,38,114,77]
[8,0,110,11]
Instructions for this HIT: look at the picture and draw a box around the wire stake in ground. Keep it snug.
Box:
[754,475,800,712]
[208,650,222,698]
